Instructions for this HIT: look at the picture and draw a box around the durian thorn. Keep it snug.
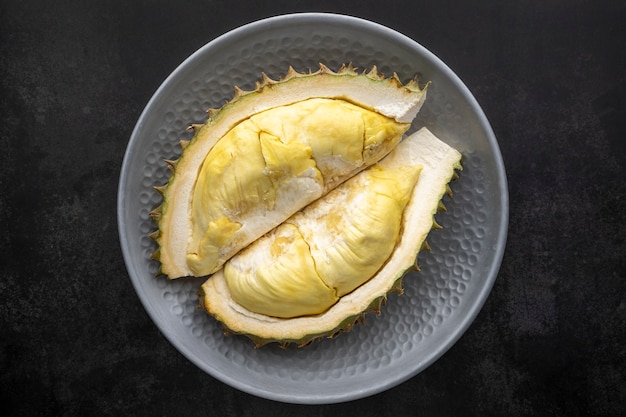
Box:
[164,159,178,172]
[179,139,191,150]
[232,85,246,101]
[297,340,313,348]
[438,201,447,212]
[445,184,453,198]
[206,108,219,119]
[149,213,160,224]
[153,185,167,195]
[422,240,431,251]
[366,65,380,79]
[318,62,334,75]
[338,62,357,75]
[149,248,160,261]
[284,66,299,80]
[342,315,359,332]
[368,296,385,315]
[390,72,403,87]
[391,277,404,294]
[188,124,202,133]
[148,230,160,240]
[409,78,430,93]
[260,72,277,87]
[405,75,422,91]
[432,219,443,230]
[328,330,340,339]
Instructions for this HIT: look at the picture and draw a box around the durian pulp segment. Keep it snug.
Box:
[186,98,409,276]
[223,224,339,318]
[224,163,421,318]
[296,165,422,297]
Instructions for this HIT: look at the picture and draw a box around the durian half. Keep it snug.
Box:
[151,64,428,278]
[199,127,462,347]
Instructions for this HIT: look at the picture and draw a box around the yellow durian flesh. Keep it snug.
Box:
[297,164,422,298]
[187,98,409,276]
[199,127,463,347]
[224,163,422,318]
[223,224,339,318]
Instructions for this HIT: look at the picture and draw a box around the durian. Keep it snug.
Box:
[199,127,462,347]
[149,64,462,347]
[151,64,428,278]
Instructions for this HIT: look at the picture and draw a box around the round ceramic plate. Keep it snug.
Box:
[118,13,508,404]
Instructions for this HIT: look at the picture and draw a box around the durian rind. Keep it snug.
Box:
[199,127,462,347]
[151,64,428,279]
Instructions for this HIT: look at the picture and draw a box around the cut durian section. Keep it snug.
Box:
[151,64,428,278]
[199,127,463,346]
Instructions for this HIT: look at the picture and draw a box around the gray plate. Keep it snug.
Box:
[117,13,508,404]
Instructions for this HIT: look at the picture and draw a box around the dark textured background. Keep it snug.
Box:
[1,0,624,415]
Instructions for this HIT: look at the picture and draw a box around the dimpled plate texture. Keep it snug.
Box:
[118,13,508,404]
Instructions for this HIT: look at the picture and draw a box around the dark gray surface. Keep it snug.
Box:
[1,0,624,415]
